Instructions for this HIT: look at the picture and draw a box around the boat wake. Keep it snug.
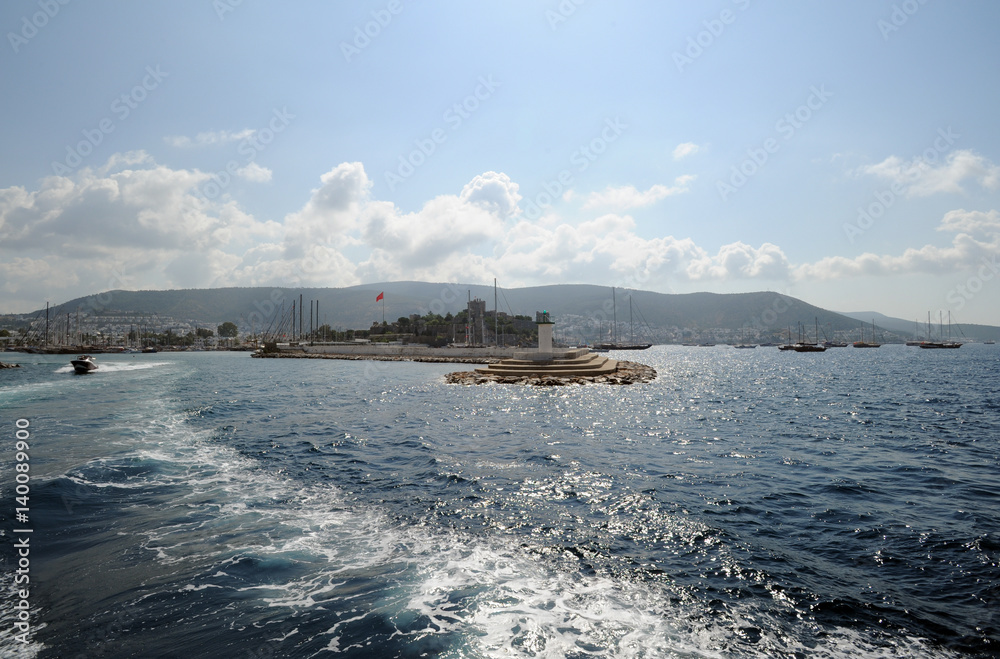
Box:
[54,361,169,374]
[37,404,962,658]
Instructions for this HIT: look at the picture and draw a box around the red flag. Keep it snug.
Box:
[376,292,384,302]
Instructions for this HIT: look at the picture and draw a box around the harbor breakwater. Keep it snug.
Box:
[253,342,519,363]
[251,344,658,385]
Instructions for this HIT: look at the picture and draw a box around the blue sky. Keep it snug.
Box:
[2,0,1000,325]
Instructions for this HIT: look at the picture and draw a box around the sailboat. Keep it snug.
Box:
[791,319,827,352]
[853,319,881,348]
[733,327,756,348]
[919,311,961,349]
[594,288,652,350]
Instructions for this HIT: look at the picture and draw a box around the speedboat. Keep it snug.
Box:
[71,355,98,374]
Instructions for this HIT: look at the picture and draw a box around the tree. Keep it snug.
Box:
[217,321,238,338]
[196,327,214,339]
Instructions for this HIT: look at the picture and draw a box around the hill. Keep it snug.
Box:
[9,282,901,343]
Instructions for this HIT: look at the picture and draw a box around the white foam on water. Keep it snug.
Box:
[55,402,964,658]
[0,574,46,658]
[54,360,169,374]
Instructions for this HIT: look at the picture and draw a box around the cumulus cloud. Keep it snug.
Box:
[459,171,521,217]
[0,155,282,309]
[10,152,997,318]
[858,149,1000,197]
[937,208,1000,235]
[581,176,695,210]
[673,142,700,160]
[281,161,371,256]
[687,242,791,281]
[0,162,274,253]
[796,209,1000,280]
[482,213,789,288]
[237,162,272,183]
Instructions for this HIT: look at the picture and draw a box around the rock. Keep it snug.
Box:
[0,361,21,369]
[445,360,656,386]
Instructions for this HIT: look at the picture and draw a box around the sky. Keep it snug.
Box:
[2,1,1000,325]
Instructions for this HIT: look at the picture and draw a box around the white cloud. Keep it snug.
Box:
[459,171,521,217]
[0,155,282,310]
[482,213,789,288]
[282,161,371,256]
[796,209,1000,280]
[937,209,1000,235]
[859,149,1000,197]
[6,153,998,318]
[687,242,791,281]
[237,162,272,183]
[673,142,700,160]
[164,129,256,148]
[581,176,695,210]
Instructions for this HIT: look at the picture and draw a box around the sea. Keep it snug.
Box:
[0,345,997,658]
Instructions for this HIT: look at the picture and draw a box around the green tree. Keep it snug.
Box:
[196,327,214,339]
[217,321,238,338]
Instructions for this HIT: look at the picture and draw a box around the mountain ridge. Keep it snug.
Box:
[9,282,1000,342]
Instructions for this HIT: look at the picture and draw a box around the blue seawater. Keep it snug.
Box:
[0,346,997,657]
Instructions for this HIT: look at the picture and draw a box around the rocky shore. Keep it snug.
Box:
[446,360,656,386]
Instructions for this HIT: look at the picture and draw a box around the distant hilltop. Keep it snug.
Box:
[5,282,1000,344]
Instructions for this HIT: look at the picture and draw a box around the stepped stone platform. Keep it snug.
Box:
[446,348,656,386]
